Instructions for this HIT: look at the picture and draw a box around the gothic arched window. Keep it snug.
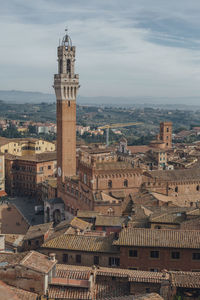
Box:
[175,186,178,193]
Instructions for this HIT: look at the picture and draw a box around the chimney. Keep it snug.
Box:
[49,253,56,262]
[76,228,81,235]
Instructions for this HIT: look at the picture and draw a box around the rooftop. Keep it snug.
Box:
[149,212,185,224]
[77,211,100,219]
[41,233,117,253]
[114,228,200,249]
[70,217,92,231]
[48,286,91,300]
[4,234,24,248]
[149,168,200,181]
[6,284,38,300]
[56,264,165,283]
[0,251,56,274]
[95,215,126,227]
[127,145,150,154]
[54,265,200,291]
[171,271,200,288]
[23,222,53,241]
[8,151,57,162]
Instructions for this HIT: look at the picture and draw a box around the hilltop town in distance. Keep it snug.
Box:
[0,25,200,300]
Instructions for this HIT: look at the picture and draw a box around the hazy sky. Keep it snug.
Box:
[1,0,200,99]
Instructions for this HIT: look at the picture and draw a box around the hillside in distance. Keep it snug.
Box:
[0,90,200,109]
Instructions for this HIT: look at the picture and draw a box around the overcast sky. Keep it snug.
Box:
[1,0,200,99]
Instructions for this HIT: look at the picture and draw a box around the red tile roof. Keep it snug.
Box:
[170,271,200,288]
[48,286,91,299]
[114,228,200,249]
[41,233,117,253]
[20,251,56,274]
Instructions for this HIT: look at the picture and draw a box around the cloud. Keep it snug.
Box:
[0,0,200,99]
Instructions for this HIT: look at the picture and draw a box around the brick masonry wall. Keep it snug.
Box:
[120,246,200,271]
[40,248,119,267]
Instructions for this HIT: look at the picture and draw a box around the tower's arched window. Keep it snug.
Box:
[67,59,71,75]
[197,185,200,191]
[108,180,112,188]
[124,179,128,187]
[175,186,178,193]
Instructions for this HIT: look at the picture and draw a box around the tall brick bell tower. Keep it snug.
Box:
[54,31,79,185]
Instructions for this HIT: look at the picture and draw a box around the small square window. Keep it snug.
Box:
[193,253,200,260]
[150,251,159,258]
[171,252,180,259]
[129,250,138,257]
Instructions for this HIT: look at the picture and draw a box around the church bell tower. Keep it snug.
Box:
[54,31,79,183]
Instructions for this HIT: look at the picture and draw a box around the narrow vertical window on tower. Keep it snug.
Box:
[64,87,66,99]
[67,59,71,75]
[59,60,63,74]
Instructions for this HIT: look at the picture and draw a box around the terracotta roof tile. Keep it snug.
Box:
[41,234,117,253]
[171,271,200,288]
[127,145,150,154]
[20,251,56,273]
[148,168,200,181]
[8,285,38,300]
[54,265,200,289]
[0,252,28,266]
[77,211,100,218]
[23,222,53,241]
[70,217,92,231]
[180,217,200,230]
[56,264,166,284]
[114,228,200,249]
[104,294,163,300]
[0,280,20,300]
[95,216,126,227]
[149,213,185,224]
[48,286,91,299]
